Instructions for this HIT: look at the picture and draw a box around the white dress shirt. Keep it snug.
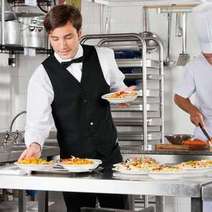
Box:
[24,45,127,147]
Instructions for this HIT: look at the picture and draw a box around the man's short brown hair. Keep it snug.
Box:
[44,5,82,33]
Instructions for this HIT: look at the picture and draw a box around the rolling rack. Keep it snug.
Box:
[80,33,164,154]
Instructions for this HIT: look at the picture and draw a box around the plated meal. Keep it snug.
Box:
[102,90,138,104]
[148,165,182,179]
[60,157,102,172]
[176,160,212,170]
[113,156,212,179]
[15,158,53,172]
[113,157,160,175]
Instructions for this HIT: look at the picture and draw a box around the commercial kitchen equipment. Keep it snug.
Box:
[0,165,209,212]
[81,33,164,152]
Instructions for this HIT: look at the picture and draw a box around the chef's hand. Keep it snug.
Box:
[117,85,137,108]
[189,106,204,127]
[18,142,41,161]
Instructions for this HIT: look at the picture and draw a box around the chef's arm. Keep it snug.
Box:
[174,94,204,127]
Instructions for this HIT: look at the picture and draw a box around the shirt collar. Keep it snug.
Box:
[54,44,83,63]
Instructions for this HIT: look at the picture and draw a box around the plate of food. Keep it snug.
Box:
[113,157,160,175]
[102,90,138,104]
[59,157,102,173]
[148,165,183,179]
[175,160,212,175]
[15,158,53,172]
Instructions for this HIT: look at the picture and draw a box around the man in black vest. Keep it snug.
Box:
[19,4,135,212]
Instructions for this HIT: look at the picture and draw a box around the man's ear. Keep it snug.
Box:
[78,30,82,39]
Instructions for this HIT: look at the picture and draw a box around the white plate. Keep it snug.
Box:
[148,172,183,180]
[14,162,53,172]
[113,167,149,175]
[60,159,102,173]
[180,167,212,176]
[181,167,212,172]
[102,91,138,104]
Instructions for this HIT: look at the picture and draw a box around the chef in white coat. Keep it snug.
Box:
[174,2,212,141]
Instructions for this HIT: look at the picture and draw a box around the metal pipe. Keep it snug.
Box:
[1,0,5,46]
[9,111,26,133]
[182,12,187,54]
[143,7,149,32]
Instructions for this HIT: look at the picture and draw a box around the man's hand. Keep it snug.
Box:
[174,94,205,127]
[18,142,41,161]
[116,85,137,108]
[189,107,204,127]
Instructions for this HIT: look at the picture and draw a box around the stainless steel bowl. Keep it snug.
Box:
[165,134,193,145]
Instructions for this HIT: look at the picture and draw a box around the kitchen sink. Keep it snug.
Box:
[9,144,26,151]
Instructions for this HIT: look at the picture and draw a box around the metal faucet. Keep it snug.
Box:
[9,110,26,133]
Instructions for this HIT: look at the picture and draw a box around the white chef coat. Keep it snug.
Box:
[175,54,212,140]
[24,45,127,148]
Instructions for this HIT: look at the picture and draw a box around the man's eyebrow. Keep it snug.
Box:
[50,33,73,38]
[64,33,73,37]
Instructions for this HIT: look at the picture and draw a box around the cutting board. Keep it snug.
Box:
[155,144,208,151]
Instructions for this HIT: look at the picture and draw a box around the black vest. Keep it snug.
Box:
[42,45,122,166]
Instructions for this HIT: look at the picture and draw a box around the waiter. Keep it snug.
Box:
[174,2,212,142]
[19,4,132,212]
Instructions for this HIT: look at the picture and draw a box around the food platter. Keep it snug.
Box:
[14,158,53,172]
[102,90,138,104]
[15,157,102,173]
[148,172,183,180]
[59,159,102,173]
[113,157,159,175]
[14,162,53,172]
[113,167,149,175]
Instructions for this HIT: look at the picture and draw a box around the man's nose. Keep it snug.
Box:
[60,39,67,49]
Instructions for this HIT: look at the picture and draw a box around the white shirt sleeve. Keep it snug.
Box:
[175,66,196,98]
[95,47,127,91]
[24,64,54,148]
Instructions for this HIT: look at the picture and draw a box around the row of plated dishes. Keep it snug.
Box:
[15,156,212,179]
[113,157,212,179]
[15,157,102,173]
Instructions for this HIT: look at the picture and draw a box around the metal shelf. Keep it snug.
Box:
[138,89,159,97]
[125,73,161,80]
[111,104,160,112]
[113,117,162,126]
[85,0,200,7]
[116,59,159,68]
[117,131,162,141]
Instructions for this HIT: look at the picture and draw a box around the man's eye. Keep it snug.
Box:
[51,37,59,41]
[65,36,73,39]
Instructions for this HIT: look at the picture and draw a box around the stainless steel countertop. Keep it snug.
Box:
[0,169,211,198]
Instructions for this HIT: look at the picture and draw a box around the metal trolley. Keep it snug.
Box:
[80,33,164,153]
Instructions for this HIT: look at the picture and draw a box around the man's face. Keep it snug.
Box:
[48,21,81,59]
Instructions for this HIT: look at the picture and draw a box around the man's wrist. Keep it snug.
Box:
[29,142,42,151]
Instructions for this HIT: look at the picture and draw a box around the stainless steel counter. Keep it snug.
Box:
[0,170,206,197]
[0,168,211,212]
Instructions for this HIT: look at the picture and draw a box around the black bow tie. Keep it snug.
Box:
[61,56,83,68]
